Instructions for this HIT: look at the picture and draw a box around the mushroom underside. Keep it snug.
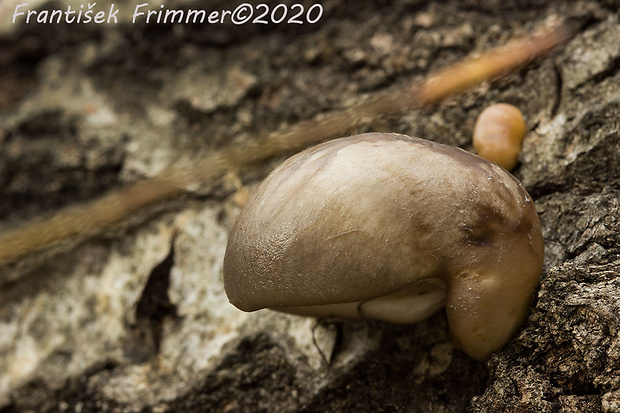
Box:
[275,278,447,324]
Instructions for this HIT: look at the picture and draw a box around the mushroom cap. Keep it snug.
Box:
[473,103,527,170]
[223,133,544,361]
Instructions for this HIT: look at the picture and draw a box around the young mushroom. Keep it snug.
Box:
[223,132,544,362]
[472,103,527,170]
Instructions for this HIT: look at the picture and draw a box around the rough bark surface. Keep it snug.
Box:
[0,0,618,412]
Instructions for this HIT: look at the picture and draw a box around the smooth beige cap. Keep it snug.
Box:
[224,133,544,361]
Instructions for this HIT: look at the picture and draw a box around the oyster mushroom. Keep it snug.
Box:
[223,132,544,361]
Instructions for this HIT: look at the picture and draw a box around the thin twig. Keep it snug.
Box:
[0,21,572,266]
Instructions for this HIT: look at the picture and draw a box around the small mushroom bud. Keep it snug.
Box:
[473,103,527,170]
[223,133,544,361]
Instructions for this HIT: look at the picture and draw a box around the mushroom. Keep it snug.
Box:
[472,103,527,170]
[223,132,544,361]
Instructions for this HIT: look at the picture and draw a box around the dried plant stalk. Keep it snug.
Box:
[0,21,572,266]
